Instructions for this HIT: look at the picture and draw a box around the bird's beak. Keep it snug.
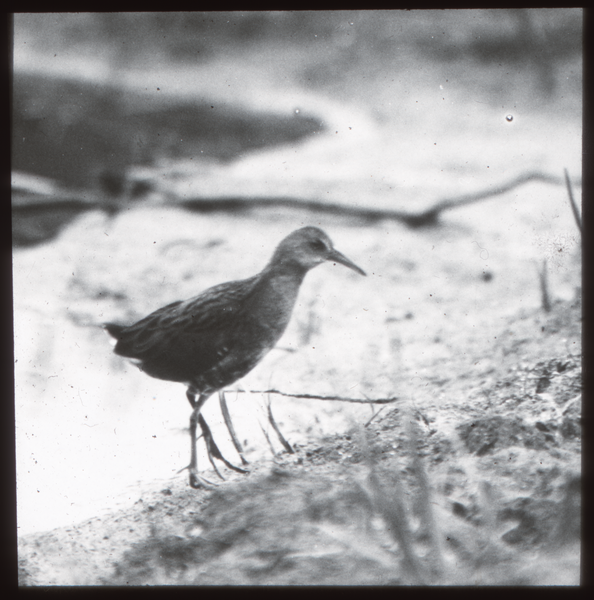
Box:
[326,249,367,276]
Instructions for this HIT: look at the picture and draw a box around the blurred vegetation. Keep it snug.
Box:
[12,10,581,247]
[16,10,582,67]
[12,70,322,190]
[96,403,580,585]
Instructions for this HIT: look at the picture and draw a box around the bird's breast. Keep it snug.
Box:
[186,270,306,393]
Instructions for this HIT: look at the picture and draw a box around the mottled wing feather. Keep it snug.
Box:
[111,300,184,356]
[168,277,259,332]
[112,276,259,382]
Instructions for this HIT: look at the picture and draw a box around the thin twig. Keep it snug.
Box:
[246,389,400,404]
[563,168,582,237]
[266,394,294,454]
[537,258,552,313]
[258,419,277,457]
[364,405,388,427]
[218,391,249,465]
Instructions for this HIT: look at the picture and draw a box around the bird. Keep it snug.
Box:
[104,226,366,488]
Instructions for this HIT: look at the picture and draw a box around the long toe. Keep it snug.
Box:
[205,448,227,481]
[212,450,250,474]
[179,461,221,488]
[204,436,249,476]
[189,470,218,489]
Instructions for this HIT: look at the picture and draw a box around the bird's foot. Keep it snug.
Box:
[206,442,250,475]
[189,470,218,489]
[177,464,218,489]
[198,413,250,475]
[205,450,227,481]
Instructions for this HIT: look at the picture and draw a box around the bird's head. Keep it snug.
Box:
[270,226,366,276]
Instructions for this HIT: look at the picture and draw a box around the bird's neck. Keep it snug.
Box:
[263,255,309,280]
[258,260,308,303]
[244,262,309,334]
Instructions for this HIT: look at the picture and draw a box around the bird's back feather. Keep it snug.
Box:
[105,277,260,383]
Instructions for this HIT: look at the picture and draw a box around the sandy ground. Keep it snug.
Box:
[13,11,582,586]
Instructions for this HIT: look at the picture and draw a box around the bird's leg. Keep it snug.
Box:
[186,388,248,483]
[198,413,249,475]
[186,389,217,489]
[219,391,249,465]
[196,413,225,481]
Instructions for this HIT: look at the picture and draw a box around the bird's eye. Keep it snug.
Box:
[309,239,326,252]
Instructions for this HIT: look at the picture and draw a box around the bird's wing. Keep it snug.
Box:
[109,299,184,357]
[171,276,258,332]
[112,277,258,361]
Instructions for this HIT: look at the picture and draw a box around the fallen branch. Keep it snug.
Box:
[14,169,569,248]
[419,170,562,220]
[180,170,565,228]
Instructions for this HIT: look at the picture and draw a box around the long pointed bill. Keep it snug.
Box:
[326,249,367,276]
